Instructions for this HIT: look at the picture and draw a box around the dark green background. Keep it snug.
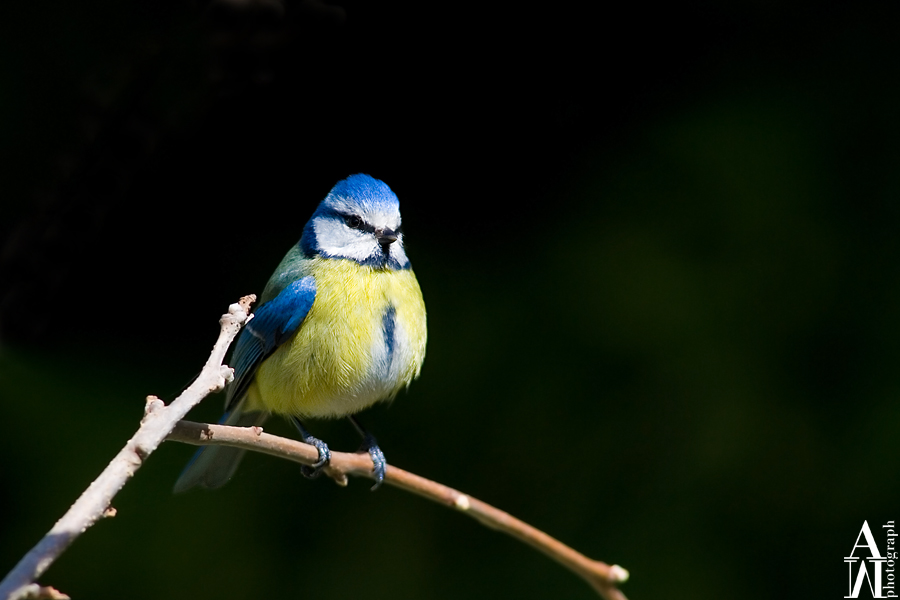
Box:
[1,2,898,599]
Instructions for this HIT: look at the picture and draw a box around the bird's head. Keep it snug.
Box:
[300,174,410,270]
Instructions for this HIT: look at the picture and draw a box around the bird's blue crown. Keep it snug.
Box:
[320,174,400,215]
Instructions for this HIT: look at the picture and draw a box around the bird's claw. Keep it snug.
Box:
[300,436,331,479]
[359,433,386,490]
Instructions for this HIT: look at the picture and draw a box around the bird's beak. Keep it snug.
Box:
[376,227,399,246]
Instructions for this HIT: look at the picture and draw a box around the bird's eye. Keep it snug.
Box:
[345,215,362,229]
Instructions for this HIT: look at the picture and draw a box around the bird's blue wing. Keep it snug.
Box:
[173,276,316,493]
[225,276,316,411]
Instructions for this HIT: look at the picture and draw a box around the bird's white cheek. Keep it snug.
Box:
[391,242,409,266]
[314,219,377,261]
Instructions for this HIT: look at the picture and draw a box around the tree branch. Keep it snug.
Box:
[0,296,256,600]
[166,420,631,600]
[0,294,629,600]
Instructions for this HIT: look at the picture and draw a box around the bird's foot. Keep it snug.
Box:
[358,433,386,490]
[300,435,332,479]
[291,417,331,479]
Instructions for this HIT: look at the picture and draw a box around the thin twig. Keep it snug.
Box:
[166,420,631,599]
[0,296,256,600]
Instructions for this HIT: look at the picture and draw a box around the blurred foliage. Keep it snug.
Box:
[2,1,900,599]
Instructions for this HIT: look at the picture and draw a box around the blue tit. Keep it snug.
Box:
[174,174,427,492]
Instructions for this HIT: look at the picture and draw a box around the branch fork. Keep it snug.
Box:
[0,296,255,600]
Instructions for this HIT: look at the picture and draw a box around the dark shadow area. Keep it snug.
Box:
[1,2,899,599]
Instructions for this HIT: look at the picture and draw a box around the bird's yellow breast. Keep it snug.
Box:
[247,258,427,418]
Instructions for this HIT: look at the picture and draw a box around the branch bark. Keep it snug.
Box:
[0,296,256,600]
[166,420,631,600]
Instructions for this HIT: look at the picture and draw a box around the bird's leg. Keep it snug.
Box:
[291,417,331,478]
[348,415,386,490]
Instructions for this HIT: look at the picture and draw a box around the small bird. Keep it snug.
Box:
[174,174,427,492]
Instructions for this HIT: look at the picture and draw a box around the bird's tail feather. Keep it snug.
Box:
[172,408,269,493]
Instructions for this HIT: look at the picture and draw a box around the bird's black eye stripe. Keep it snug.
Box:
[342,213,377,234]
